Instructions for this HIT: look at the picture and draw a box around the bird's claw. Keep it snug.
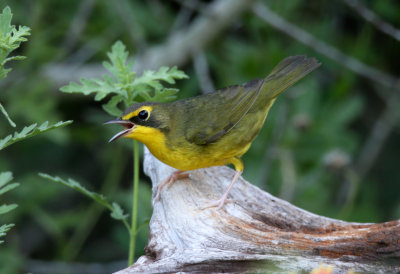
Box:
[201,196,231,210]
[153,171,189,202]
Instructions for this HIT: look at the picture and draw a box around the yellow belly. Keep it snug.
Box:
[127,124,251,171]
[151,146,226,171]
[148,140,251,171]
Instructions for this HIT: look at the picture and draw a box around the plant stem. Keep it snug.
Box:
[128,140,140,265]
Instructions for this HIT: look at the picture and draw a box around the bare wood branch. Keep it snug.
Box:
[355,91,399,177]
[132,0,251,72]
[340,0,400,177]
[170,0,198,31]
[42,0,251,85]
[111,0,147,51]
[172,0,209,16]
[116,148,400,273]
[344,0,400,42]
[252,2,399,93]
[258,100,289,186]
[193,50,215,94]
[61,0,95,53]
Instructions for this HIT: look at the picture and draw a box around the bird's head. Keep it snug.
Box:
[105,102,170,143]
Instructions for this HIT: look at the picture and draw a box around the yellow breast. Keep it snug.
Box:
[125,124,250,171]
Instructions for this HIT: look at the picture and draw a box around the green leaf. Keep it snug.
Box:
[0,224,14,236]
[60,77,127,101]
[0,204,17,215]
[103,41,135,85]
[0,171,19,216]
[0,7,13,36]
[148,88,179,102]
[2,55,26,65]
[38,173,109,207]
[0,6,30,80]
[0,224,14,244]
[133,66,188,90]
[0,67,11,80]
[102,95,124,117]
[0,182,19,195]
[8,26,30,45]
[60,41,188,120]
[60,41,136,103]
[0,171,19,198]
[0,6,31,246]
[39,173,130,225]
[0,120,73,151]
[127,66,188,104]
[110,202,129,221]
[0,171,13,188]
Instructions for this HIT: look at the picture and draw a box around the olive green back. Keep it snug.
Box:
[172,55,320,146]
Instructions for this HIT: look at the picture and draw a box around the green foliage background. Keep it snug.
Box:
[1,0,399,273]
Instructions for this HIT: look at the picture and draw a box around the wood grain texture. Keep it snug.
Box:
[116,147,400,273]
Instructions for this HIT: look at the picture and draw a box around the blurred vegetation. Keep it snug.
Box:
[0,0,399,273]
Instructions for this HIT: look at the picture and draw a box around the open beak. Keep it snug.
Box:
[104,119,135,143]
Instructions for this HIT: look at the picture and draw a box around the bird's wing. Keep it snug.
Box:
[184,79,264,145]
[184,55,320,145]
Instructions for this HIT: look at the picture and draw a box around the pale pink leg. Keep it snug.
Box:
[202,170,242,210]
[154,170,189,201]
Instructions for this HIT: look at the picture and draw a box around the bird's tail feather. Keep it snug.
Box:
[261,55,320,99]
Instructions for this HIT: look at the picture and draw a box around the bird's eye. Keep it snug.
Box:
[138,110,148,120]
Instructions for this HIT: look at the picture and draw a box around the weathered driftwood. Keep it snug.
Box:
[116,148,400,273]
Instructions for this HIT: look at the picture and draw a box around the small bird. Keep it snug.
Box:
[106,55,320,209]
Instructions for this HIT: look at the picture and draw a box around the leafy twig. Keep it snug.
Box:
[0,6,31,80]
[0,171,19,244]
[0,102,15,127]
[61,41,187,117]
[0,6,31,127]
[0,121,73,151]
[38,173,131,231]
[60,40,187,265]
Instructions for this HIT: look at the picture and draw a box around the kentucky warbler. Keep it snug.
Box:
[106,55,320,209]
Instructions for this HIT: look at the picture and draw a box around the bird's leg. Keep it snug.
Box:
[202,157,243,210]
[202,170,242,210]
[154,170,189,201]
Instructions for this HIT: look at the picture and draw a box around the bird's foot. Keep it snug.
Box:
[201,194,230,210]
[201,170,242,210]
[154,170,188,201]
